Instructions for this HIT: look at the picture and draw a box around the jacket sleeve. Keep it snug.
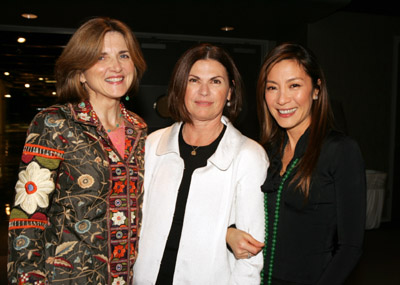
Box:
[7,109,65,284]
[317,137,366,284]
[229,140,269,284]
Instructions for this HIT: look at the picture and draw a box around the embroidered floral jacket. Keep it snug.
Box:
[7,101,146,285]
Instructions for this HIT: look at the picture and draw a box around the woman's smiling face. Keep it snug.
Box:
[265,59,319,135]
[184,59,231,125]
[81,31,135,102]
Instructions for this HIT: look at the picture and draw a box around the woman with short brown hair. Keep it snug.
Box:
[134,43,267,284]
[8,17,147,284]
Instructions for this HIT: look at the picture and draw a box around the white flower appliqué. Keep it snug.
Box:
[108,151,119,163]
[14,161,55,214]
[111,211,126,226]
[77,112,91,121]
[112,276,126,285]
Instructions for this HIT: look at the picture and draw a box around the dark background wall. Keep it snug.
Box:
[308,11,400,222]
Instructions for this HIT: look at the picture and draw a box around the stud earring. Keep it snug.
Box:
[226,101,231,107]
[313,90,319,100]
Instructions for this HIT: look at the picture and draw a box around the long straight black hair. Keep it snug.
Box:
[256,42,335,196]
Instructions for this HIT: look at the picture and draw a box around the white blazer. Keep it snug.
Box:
[133,116,268,284]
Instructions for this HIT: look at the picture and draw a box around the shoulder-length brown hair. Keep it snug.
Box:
[168,43,244,123]
[256,42,334,196]
[55,17,146,104]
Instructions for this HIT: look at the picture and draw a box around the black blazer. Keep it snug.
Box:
[262,129,366,284]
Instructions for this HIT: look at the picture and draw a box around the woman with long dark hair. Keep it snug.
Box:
[227,42,366,284]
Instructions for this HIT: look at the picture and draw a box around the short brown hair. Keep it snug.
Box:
[55,17,146,104]
[168,43,244,123]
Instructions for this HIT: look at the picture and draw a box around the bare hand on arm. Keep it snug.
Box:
[226,227,264,259]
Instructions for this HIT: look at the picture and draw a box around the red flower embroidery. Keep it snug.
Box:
[130,242,135,256]
[126,140,133,150]
[113,181,125,194]
[129,181,136,194]
[113,245,126,259]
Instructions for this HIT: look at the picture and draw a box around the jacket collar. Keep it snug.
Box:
[69,100,146,130]
[156,116,244,171]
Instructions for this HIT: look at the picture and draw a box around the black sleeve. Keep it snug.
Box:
[317,137,366,284]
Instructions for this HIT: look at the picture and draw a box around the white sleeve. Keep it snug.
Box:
[229,140,269,284]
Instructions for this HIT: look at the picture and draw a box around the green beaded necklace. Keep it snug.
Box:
[106,113,123,133]
[260,158,299,285]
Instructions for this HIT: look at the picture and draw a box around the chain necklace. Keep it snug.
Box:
[190,145,200,156]
[261,158,299,285]
[183,122,224,156]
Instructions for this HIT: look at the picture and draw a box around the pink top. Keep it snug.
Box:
[108,121,126,158]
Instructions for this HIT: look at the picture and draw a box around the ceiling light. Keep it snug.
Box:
[4,72,10,76]
[25,83,30,88]
[4,94,11,98]
[52,92,57,95]
[21,13,38,19]
[221,26,234,32]
[38,77,44,81]
[17,37,26,43]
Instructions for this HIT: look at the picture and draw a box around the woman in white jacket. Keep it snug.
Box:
[133,43,268,284]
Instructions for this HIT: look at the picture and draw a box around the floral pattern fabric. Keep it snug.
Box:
[7,101,146,284]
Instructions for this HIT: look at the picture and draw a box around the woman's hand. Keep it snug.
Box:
[226,227,264,259]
